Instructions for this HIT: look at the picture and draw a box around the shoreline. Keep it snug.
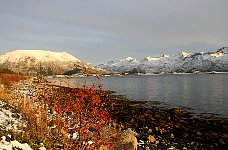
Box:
[110,98,228,149]
[46,71,228,78]
[47,75,228,119]
[45,80,228,149]
[1,77,227,149]
[46,77,228,149]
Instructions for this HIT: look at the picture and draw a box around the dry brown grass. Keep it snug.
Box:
[0,85,9,100]
[0,74,27,86]
[0,73,28,107]
[0,75,138,150]
[2,82,117,149]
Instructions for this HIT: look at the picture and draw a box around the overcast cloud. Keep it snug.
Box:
[0,0,227,64]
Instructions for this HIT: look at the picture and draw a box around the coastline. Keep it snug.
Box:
[46,71,228,79]
[111,99,228,149]
[46,77,228,149]
[0,77,227,149]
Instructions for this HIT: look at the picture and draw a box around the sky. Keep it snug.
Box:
[0,0,227,65]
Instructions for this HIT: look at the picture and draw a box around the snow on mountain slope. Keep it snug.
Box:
[98,57,140,73]
[98,47,228,74]
[0,50,80,63]
[0,50,104,75]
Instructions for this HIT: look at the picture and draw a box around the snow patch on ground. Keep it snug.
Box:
[0,136,32,150]
[0,99,32,150]
[0,100,26,131]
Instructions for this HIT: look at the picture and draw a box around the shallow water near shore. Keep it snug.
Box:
[47,74,228,118]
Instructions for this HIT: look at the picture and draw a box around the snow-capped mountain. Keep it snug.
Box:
[98,47,228,74]
[0,50,104,75]
[98,57,140,73]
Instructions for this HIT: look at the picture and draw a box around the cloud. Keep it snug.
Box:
[0,0,227,64]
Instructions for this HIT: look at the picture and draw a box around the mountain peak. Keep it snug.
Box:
[0,50,80,63]
[162,54,170,58]
[0,50,103,75]
[179,52,190,58]
[144,55,170,61]
[99,48,228,74]
[144,56,160,61]
[121,57,136,61]
[217,47,228,53]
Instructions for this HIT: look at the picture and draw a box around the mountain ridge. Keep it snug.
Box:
[98,47,228,74]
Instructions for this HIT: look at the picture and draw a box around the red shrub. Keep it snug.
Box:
[39,83,116,149]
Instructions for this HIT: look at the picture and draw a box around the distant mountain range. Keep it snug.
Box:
[98,47,228,74]
[0,50,105,75]
[1,48,227,76]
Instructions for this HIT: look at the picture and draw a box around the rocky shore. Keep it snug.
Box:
[1,77,227,150]
[110,98,228,150]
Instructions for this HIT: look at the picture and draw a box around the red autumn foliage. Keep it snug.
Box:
[54,104,62,114]
[74,103,80,110]
[0,74,27,86]
[34,83,117,149]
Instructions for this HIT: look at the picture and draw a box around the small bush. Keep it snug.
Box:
[17,83,117,149]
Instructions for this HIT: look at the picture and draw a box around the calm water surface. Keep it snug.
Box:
[48,74,228,117]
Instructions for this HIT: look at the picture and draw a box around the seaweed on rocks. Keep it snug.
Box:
[110,98,228,150]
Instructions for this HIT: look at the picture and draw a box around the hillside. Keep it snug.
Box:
[0,50,105,75]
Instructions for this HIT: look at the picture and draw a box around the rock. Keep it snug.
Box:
[148,115,155,120]
[148,135,156,143]
[209,131,217,137]
[111,94,228,149]
[160,128,165,134]
[167,146,178,150]
[170,108,182,116]
[219,140,225,145]
[196,131,202,136]
[145,147,150,150]
[117,128,138,150]
[148,128,152,133]
[155,127,159,131]
[155,140,159,144]
[222,133,227,138]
